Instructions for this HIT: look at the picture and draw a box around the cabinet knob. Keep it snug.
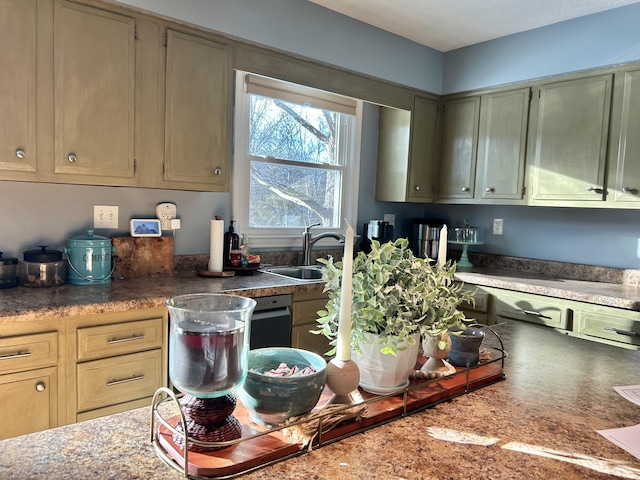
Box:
[35,382,46,392]
[214,167,222,175]
[414,185,421,191]
[485,187,495,193]
[461,186,470,193]
[67,153,77,163]
[622,186,633,193]
[15,148,26,159]
[586,185,603,193]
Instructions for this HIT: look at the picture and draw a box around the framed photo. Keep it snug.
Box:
[130,219,162,237]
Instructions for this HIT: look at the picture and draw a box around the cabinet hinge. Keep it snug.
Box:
[163,30,168,47]
[134,25,138,40]
[162,162,165,175]
[529,90,533,102]
[521,185,526,196]
[133,158,137,174]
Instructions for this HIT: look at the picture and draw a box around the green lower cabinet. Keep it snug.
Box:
[491,289,572,330]
[573,305,640,349]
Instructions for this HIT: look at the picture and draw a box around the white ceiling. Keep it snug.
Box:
[309,0,640,52]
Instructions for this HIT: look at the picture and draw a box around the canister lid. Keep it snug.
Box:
[24,246,63,263]
[67,229,111,246]
[0,252,18,266]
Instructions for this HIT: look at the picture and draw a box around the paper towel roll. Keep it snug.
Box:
[208,218,224,272]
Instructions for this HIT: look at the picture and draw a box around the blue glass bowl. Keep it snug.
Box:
[237,347,327,426]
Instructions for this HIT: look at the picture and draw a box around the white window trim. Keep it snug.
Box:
[232,71,362,250]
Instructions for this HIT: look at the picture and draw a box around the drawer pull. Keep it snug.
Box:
[604,326,638,337]
[107,334,145,345]
[106,374,145,387]
[0,350,32,360]
[515,308,551,319]
[35,382,46,392]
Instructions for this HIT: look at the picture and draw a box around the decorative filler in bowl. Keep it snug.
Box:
[237,347,327,426]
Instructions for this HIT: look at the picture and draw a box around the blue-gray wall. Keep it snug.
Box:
[2,1,640,269]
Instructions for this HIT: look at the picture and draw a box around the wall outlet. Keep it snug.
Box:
[383,213,396,227]
[492,218,504,235]
[156,202,177,230]
[94,205,118,229]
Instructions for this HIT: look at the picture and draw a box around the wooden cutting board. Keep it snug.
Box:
[112,236,174,278]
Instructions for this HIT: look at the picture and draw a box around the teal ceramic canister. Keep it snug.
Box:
[65,230,114,285]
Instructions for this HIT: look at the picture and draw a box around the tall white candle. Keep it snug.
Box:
[438,224,448,267]
[337,221,354,361]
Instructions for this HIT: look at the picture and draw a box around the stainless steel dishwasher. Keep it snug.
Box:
[250,294,292,349]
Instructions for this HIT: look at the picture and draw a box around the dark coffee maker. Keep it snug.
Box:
[359,220,394,253]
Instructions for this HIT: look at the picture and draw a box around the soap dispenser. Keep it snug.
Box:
[223,221,240,268]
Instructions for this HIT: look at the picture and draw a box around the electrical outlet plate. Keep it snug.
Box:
[94,205,118,229]
[156,202,177,230]
[383,213,396,227]
[492,218,503,235]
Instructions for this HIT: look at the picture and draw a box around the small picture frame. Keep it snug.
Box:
[130,219,162,237]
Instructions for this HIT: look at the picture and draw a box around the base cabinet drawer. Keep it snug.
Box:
[0,367,58,439]
[77,317,163,360]
[494,290,571,329]
[76,349,162,412]
[574,308,640,348]
[0,332,58,374]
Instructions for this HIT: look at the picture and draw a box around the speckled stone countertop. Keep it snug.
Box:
[1,252,640,322]
[1,321,639,480]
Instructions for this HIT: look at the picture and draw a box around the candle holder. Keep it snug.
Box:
[166,293,256,452]
[325,358,361,405]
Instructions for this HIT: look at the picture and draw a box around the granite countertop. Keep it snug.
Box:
[1,321,639,479]
[2,256,640,323]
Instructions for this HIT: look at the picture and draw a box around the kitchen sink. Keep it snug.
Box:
[260,265,325,281]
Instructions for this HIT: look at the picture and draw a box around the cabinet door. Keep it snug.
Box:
[477,88,530,202]
[610,69,640,204]
[0,367,58,439]
[529,75,612,203]
[374,106,411,202]
[438,96,480,201]
[0,0,38,177]
[407,96,438,202]
[162,29,232,191]
[53,1,136,182]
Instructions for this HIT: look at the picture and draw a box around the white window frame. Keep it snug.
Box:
[232,71,362,250]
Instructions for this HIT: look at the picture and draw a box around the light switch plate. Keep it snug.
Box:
[492,218,503,235]
[94,205,118,229]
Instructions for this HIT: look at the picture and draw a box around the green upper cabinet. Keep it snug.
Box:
[53,0,137,184]
[607,68,640,205]
[375,95,438,203]
[0,0,38,179]
[476,87,530,203]
[528,75,613,205]
[407,96,438,202]
[437,96,480,201]
[160,29,232,191]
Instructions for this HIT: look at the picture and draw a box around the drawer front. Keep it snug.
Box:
[575,310,640,347]
[460,289,489,313]
[292,298,328,327]
[77,317,163,360]
[0,332,58,374]
[77,349,162,412]
[495,291,570,329]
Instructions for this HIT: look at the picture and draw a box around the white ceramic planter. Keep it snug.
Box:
[351,332,420,394]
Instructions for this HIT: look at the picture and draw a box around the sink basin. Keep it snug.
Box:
[260,265,324,281]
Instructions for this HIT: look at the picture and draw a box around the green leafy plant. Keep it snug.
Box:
[314,238,475,356]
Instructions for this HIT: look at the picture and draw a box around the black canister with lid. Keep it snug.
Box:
[0,252,18,289]
[20,246,66,287]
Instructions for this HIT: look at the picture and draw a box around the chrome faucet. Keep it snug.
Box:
[302,223,344,266]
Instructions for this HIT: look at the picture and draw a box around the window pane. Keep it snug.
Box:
[249,161,342,228]
[249,95,341,166]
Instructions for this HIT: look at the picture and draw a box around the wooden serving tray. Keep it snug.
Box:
[156,361,505,478]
